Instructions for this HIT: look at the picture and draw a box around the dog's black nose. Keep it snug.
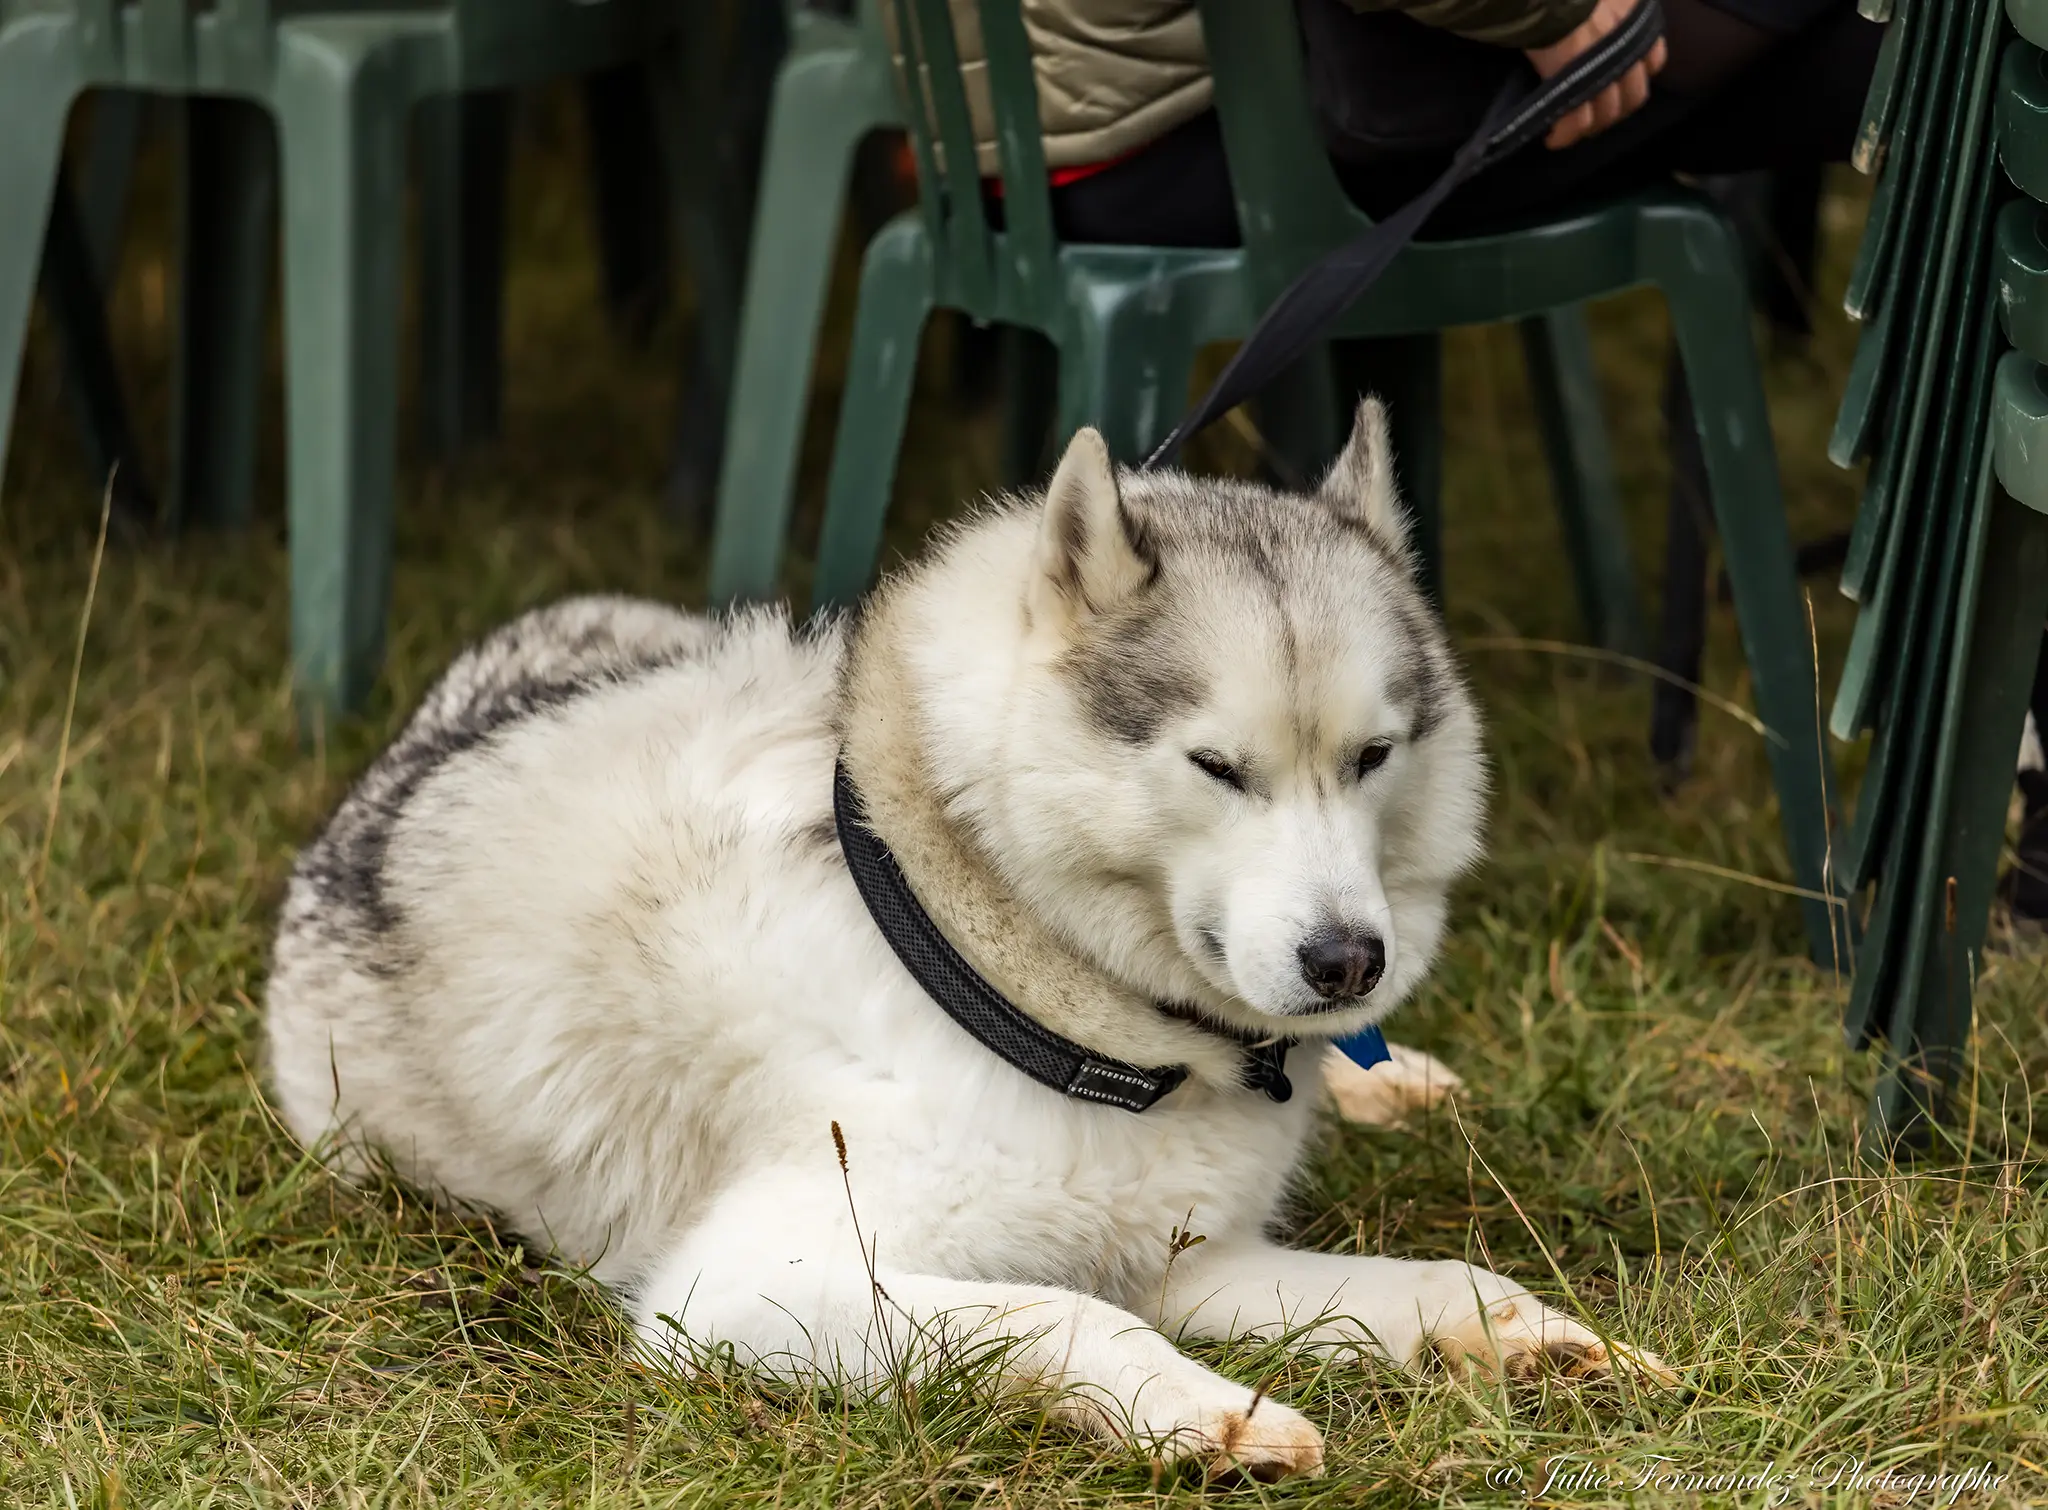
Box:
[1298,928,1385,1000]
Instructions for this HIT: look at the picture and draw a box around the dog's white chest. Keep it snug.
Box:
[810,1023,1316,1304]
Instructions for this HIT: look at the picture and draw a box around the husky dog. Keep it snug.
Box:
[268,403,1671,1481]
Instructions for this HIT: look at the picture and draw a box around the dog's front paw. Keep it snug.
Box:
[1419,1265,1678,1387]
[1432,1296,1679,1386]
[1322,1043,1461,1128]
[1138,1393,1325,1482]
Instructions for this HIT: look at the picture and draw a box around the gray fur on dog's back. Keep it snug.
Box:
[285,596,712,955]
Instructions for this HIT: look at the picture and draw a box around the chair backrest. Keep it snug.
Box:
[17,1,278,86]
[1194,0,1369,297]
[11,2,372,90]
[879,0,1059,319]
[877,0,1389,316]
[11,1,677,91]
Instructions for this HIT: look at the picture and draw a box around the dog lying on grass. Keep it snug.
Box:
[268,402,1671,1480]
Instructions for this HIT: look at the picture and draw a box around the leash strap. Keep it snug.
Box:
[1143,0,1665,469]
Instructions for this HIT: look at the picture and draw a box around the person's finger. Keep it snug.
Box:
[1588,81,1625,135]
[1617,60,1652,116]
[1647,35,1669,74]
[1548,101,1595,149]
[1548,103,1587,148]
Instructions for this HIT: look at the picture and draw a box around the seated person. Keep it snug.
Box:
[925,0,1882,246]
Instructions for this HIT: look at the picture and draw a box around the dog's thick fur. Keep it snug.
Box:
[268,404,1669,1480]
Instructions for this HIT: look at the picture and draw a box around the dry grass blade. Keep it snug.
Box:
[1613,850,1842,903]
[1464,636,1781,744]
[32,472,113,896]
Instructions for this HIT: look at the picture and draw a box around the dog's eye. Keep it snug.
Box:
[1189,751,1246,791]
[1354,741,1394,779]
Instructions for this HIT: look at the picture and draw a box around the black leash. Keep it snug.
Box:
[834,762,1296,1112]
[1143,0,1665,469]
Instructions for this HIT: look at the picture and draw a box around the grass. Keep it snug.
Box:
[4,101,2047,1506]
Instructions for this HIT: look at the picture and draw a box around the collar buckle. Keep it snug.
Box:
[1241,1041,1294,1103]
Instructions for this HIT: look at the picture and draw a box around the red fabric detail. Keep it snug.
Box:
[1049,156,1125,188]
[983,144,1142,197]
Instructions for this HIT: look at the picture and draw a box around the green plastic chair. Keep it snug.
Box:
[408,2,789,511]
[1821,0,2035,1148]
[790,0,1841,959]
[33,64,755,515]
[0,0,685,726]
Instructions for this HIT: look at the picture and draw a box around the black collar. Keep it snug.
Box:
[833,762,1293,1113]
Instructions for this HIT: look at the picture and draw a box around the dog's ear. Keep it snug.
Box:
[1320,396,1407,543]
[1032,428,1154,625]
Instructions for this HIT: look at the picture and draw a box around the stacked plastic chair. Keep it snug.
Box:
[1828,0,2048,1148]
[0,0,700,729]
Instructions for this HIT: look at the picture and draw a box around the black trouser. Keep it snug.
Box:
[1047,0,1885,249]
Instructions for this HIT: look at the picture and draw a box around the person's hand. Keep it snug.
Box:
[1524,0,1668,151]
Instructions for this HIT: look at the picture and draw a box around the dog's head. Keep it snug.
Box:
[980,401,1486,1035]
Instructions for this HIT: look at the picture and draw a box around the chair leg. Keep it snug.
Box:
[1254,344,1340,490]
[273,42,411,731]
[76,90,146,280]
[0,28,77,507]
[42,158,156,532]
[1520,308,1647,658]
[810,215,934,613]
[704,0,788,358]
[1392,341,1443,607]
[1869,486,2048,1152]
[1651,208,1843,965]
[1054,289,1201,470]
[998,323,1058,486]
[1652,352,1710,781]
[47,91,150,523]
[173,96,275,532]
[1329,334,1443,606]
[416,90,508,461]
[582,62,671,349]
[707,20,899,604]
[1762,165,1823,343]
[650,8,785,531]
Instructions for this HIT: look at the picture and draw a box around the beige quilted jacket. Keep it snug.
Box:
[906,0,1600,173]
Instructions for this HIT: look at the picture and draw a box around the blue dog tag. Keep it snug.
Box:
[1333,1024,1391,1071]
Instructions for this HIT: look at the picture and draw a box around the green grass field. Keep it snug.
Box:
[3,109,2045,1506]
